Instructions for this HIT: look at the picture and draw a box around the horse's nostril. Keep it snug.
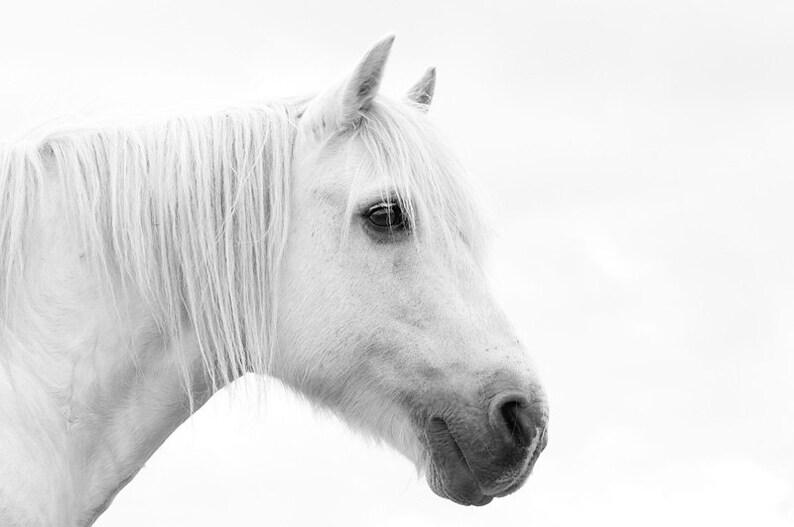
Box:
[499,399,530,447]
[491,392,543,450]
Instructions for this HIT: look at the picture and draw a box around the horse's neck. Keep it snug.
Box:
[0,172,217,526]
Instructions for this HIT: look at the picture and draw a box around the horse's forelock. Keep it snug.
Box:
[342,96,492,261]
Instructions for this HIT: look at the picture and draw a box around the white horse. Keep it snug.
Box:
[0,36,548,525]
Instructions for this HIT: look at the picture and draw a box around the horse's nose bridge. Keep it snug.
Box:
[429,254,511,333]
[429,350,547,426]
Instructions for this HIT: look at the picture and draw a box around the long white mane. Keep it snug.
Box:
[0,95,487,393]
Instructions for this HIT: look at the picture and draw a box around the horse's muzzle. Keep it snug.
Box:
[424,390,548,506]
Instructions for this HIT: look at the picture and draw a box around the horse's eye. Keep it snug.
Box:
[366,202,409,234]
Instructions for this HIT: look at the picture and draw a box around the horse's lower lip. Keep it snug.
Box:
[426,418,494,506]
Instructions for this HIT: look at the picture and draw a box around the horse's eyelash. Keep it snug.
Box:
[359,196,402,216]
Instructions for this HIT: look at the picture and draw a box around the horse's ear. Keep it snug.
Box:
[338,34,395,127]
[406,67,436,111]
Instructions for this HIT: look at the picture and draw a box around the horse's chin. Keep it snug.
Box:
[426,464,494,507]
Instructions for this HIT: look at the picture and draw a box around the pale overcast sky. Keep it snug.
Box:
[2,1,793,525]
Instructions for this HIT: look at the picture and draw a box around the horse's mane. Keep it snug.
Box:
[0,95,488,392]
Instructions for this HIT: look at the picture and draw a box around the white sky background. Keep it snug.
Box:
[2,1,793,525]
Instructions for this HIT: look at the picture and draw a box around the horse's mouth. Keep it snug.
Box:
[425,417,493,506]
[424,417,544,506]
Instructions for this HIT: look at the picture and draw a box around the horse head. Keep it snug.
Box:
[271,36,549,506]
